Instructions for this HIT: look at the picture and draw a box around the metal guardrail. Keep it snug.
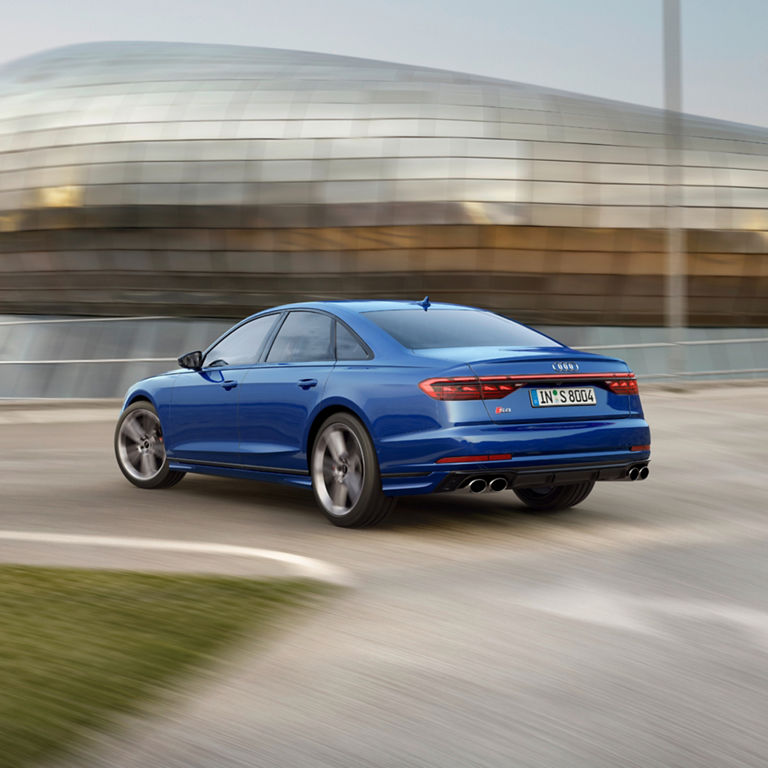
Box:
[1,350,766,377]
[580,337,768,350]
[637,369,768,379]
[0,358,176,365]
[2,358,767,375]
[0,316,169,326]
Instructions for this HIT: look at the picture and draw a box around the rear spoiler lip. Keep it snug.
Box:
[466,371,635,383]
[409,347,627,368]
[464,347,627,368]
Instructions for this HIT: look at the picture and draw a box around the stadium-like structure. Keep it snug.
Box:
[0,41,766,324]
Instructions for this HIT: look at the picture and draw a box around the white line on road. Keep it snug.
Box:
[0,531,352,587]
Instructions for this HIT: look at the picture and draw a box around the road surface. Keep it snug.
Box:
[2,387,767,767]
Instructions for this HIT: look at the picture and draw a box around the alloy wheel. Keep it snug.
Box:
[312,423,365,517]
[117,408,166,482]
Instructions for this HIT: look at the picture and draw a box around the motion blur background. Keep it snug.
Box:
[2,5,768,768]
[1,0,766,394]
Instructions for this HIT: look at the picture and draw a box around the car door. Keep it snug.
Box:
[238,310,335,472]
[166,313,280,466]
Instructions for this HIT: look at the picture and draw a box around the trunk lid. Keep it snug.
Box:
[415,346,633,423]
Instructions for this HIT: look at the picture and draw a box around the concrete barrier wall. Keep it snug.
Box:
[2,316,766,399]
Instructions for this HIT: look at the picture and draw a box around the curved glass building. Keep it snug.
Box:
[0,41,766,324]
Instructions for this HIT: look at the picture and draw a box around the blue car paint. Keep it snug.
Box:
[166,366,243,465]
[120,300,651,496]
[237,361,334,471]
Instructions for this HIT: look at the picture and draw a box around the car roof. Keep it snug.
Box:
[265,300,481,315]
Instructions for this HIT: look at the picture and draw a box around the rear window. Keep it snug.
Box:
[363,309,559,349]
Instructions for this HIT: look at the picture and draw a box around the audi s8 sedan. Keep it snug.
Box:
[115,300,651,527]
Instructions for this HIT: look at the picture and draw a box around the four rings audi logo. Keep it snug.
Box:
[552,362,579,371]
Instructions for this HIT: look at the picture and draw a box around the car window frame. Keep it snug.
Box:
[259,310,375,364]
[334,318,374,362]
[262,309,337,365]
[201,311,283,369]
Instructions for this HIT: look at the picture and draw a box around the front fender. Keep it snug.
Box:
[121,375,177,427]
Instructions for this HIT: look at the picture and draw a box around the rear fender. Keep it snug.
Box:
[318,363,491,463]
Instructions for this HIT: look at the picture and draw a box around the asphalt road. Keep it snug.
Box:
[2,387,768,768]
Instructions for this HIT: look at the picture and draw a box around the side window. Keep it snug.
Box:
[266,311,334,363]
[205,314,278,367]
[336,322,369,360]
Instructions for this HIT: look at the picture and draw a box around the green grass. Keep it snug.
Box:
[0,566,324,768]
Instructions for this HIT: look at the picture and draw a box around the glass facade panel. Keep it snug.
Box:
[235,120,287,139]
[0,41,766,325]
[326,158,384,181]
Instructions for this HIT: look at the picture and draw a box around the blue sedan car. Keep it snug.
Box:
[115,300,651,527]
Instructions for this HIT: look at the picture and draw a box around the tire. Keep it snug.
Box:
[114,401,185,489]
[310,412,396,528]
[513,481,595,512]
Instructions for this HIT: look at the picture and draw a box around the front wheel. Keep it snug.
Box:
[114,401,185,489]
[513,481,594,512]
[311,413,396,527]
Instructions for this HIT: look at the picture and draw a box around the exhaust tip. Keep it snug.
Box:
[628,467,640,481]
[468,478,488,494]
[489,477,508,492]
[639,466,650,480]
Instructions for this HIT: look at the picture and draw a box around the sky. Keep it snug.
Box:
[3,0,767,127]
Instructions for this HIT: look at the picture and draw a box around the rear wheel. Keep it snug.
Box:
[114,401,185,489]
[311,413,396,527]
[513,481,594,512]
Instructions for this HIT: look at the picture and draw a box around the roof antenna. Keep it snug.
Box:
[416,295,431,311]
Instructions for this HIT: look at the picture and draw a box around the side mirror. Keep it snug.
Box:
[178,350,203,370]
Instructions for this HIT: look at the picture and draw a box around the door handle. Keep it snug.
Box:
[298,378,318,390]
[222,380,238,390]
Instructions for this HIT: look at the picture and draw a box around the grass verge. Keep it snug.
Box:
[0,565,325,768]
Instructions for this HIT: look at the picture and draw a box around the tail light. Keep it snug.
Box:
[419,377,522,401]
[605,375,639,395]
[419,372,639,400]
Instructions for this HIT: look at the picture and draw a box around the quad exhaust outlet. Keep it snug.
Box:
[626,465,650,481]
[464,465,649,493]
[468,478,488,493]
[467,477,508,493]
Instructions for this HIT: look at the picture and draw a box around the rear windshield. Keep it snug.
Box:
[363,309,559,349]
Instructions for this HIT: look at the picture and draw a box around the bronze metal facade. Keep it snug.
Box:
[0,42,766,324]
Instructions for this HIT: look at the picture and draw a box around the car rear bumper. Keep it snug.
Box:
[380,454,650,495]
[377,417,651,495]
[433,458,650,492]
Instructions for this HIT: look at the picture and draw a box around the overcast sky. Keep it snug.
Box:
[4,0,767,127]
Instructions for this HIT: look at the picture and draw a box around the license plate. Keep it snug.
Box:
[529,387,596,407]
